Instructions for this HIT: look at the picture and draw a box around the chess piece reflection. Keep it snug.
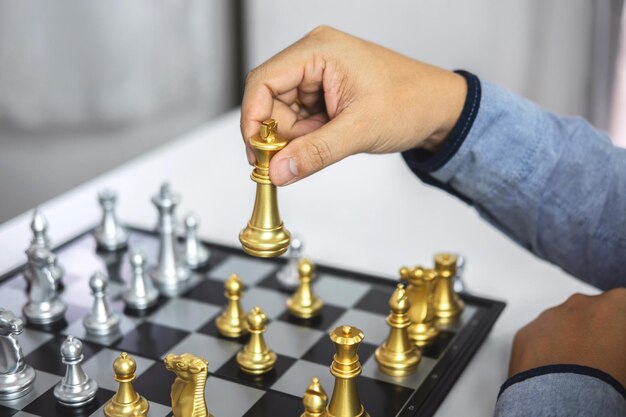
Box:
[236,307,277,374]
[302,376,328,417]
[287,258,324,319]
[23,246,67,326]
[0,308,36,400]
[164,353,213,417]
[375,284,421,376]
[215,274,249,338]
[239,119,291,257]
[327,326,370,417]
[104,352,149,417]
[433,253,465,325]
[402,266,440,346]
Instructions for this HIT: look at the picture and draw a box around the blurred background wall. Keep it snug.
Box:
[0,0,623,223]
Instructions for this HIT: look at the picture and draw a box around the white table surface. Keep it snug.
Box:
[0,109,597,416]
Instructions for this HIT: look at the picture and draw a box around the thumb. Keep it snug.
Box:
[269,117,360,186]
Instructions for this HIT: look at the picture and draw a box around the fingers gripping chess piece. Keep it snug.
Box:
[374,284,421,376]
[402,267,439,346]
[164,353,213,417]
[215,274,249,338]
[183,214,210,269]
[29,208,64,288]
[94,189,129,251]
[104,352,149,417]
[83,271,121,336]
[433,253,465,325]
[239,119,291,257]
[302,376,328,417]
[287,258,324,319]
[236,307,277,374]
[327,326,369,417]
[54,335,98,407]
[23,246,67,325]
[276,236,304,289]
[150,183,191,295]
[0,309,36,400]
[124,252,159,310]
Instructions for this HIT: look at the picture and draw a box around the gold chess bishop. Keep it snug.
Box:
[239,119,291,257]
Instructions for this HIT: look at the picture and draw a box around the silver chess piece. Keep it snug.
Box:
[150,183,190,295]
[453,255,467,293]
[23,246,67,325]
[53,335,98,407]
[29,208,64,288]
[276,236,303,289]
[183,214,210,269]
[94,189,129,251]
[83,271,120,336]
[0,308,36,400]
[124,251,159,310]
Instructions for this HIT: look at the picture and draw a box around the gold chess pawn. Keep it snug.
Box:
[164,353,213,417]
[433,253,464,325]
[236,306,277,374]
[402,266,440,347]
[301,376,328,417]
[287,258,324,319]
[104,352,149,417]
[375,284,421,376]
[215,273,249,338]
[327,325,370,417]
[239,119,291,257]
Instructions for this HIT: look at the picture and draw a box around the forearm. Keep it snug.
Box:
[403,73,626,290]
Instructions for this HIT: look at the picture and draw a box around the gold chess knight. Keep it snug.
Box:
[240,119,291,257]
[164,353,213,417]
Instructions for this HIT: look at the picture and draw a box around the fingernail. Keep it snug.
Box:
[275,157,298,185]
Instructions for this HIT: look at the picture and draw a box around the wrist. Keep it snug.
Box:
[421,71,468,152]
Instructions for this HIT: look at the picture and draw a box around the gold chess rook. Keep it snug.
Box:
[240,119,291,257]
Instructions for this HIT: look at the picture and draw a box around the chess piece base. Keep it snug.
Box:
[22,300,66,325]
[83,314,121,336]
[239,223,290,258]
[94,229,129,252]
[215,315,249,338]
[236,350,277,375]
[123,288,159,310]
[104,395,149,417]
[374,345,421,376]
[150,266,192,296]
[186,248,210,270]
[287,298,323,319]
[0,365,36,400]
[408,323,439,347]
[435,297,465,320]
[54,378,98,407]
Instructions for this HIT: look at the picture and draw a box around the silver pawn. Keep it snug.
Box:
[29,208,64,288]
[124,252,159,310]
[0,309,36,400]
[150,183,190,295]
[453,255,467,293]
[94,189,129,251]
[83,271,120,336]
[276,236,303,290]
[54,335,98,407]
[183,214,210,269]
[23,246,67,325]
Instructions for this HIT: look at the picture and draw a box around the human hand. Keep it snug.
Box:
[240,26,467,186]
[509,289,626,387]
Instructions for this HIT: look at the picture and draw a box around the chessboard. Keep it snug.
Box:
[0,225,505,417]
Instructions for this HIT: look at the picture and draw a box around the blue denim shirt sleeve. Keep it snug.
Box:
[405,77,626,291]
[494,365,626,417]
